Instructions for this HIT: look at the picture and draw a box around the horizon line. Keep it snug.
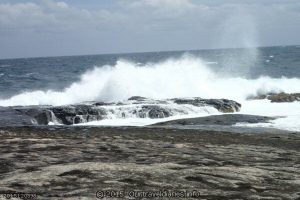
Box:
[1,44,299,61]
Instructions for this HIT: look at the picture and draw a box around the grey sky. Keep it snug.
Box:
[0,0,300,59]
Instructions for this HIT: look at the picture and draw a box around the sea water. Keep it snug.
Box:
[0,46,299,131]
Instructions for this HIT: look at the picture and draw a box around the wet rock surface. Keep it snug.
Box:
[152,114,275,126]
[0,97,241,126]
[0,126,299,199]
[171,98,241,113]
[248,92,300,102]
[267,92,300,102]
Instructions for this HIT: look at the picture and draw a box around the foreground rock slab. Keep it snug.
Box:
[0,127,299,199]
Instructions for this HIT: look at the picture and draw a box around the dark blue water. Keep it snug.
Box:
[1,45,300,99]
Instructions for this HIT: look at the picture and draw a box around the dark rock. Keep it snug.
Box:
[0,97,241,126]
[50,105,107,125]
[248,92,300,103]
[267,92,300,102]
[139,105,171,118]
[128,96,148,101]
[58,170,93,178]
[0,107,35,126]
[152,114,275,126]
[73,116,82,124]
[18,108,53,125]
[51,106,76,125]
[32,110,53,125]
[92,102,113,106]
[205,99,241,113]
[172,97,241,112]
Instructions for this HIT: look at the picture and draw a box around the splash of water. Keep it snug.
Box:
[215,8,259,76]
[0,55,299,106]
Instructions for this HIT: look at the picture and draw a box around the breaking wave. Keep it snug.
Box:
[0,55,300,106]
[0,55,300,131]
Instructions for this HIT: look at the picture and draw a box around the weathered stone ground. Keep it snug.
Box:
[0,126,299,199]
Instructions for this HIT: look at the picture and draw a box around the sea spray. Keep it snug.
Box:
[215,8,259,77]
[0,55,300,106]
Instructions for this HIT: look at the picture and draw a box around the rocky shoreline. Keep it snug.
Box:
[0,97,241,126]
[0,94,299,199]
[0,125,299,199]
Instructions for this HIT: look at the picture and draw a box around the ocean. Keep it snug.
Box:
[0,45,300,131]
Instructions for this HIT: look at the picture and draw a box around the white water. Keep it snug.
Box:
[0,55,300,131]
[76,103,220,127]
[237,100,300,132]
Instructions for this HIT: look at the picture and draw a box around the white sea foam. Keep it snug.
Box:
[78,113,217,127]
[236,100,300,131]
[76,103,219,126]
[0,55,299,131]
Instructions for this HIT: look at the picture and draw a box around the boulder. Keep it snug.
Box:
[248,92,300,103]
[15,107,53,125]
[50,105,107,125]
[204,99,241,113]
[267,92,300,103]
[128,96,148,101]
[172,97,241,112]
[139,105,171,118]
[51,106,77,125]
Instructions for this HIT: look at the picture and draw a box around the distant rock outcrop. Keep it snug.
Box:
[248,92,300,103]
[267,92,300,102]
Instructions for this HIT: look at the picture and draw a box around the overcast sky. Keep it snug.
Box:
[0,0,300,59]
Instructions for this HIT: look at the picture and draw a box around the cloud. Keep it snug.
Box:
[0,2,48,28]
[0,0,299,58]
[0,0,124,33]
[126,0,201,15]
[1,0,299,35]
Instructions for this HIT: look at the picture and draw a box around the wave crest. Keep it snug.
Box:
[0,55,300,106]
